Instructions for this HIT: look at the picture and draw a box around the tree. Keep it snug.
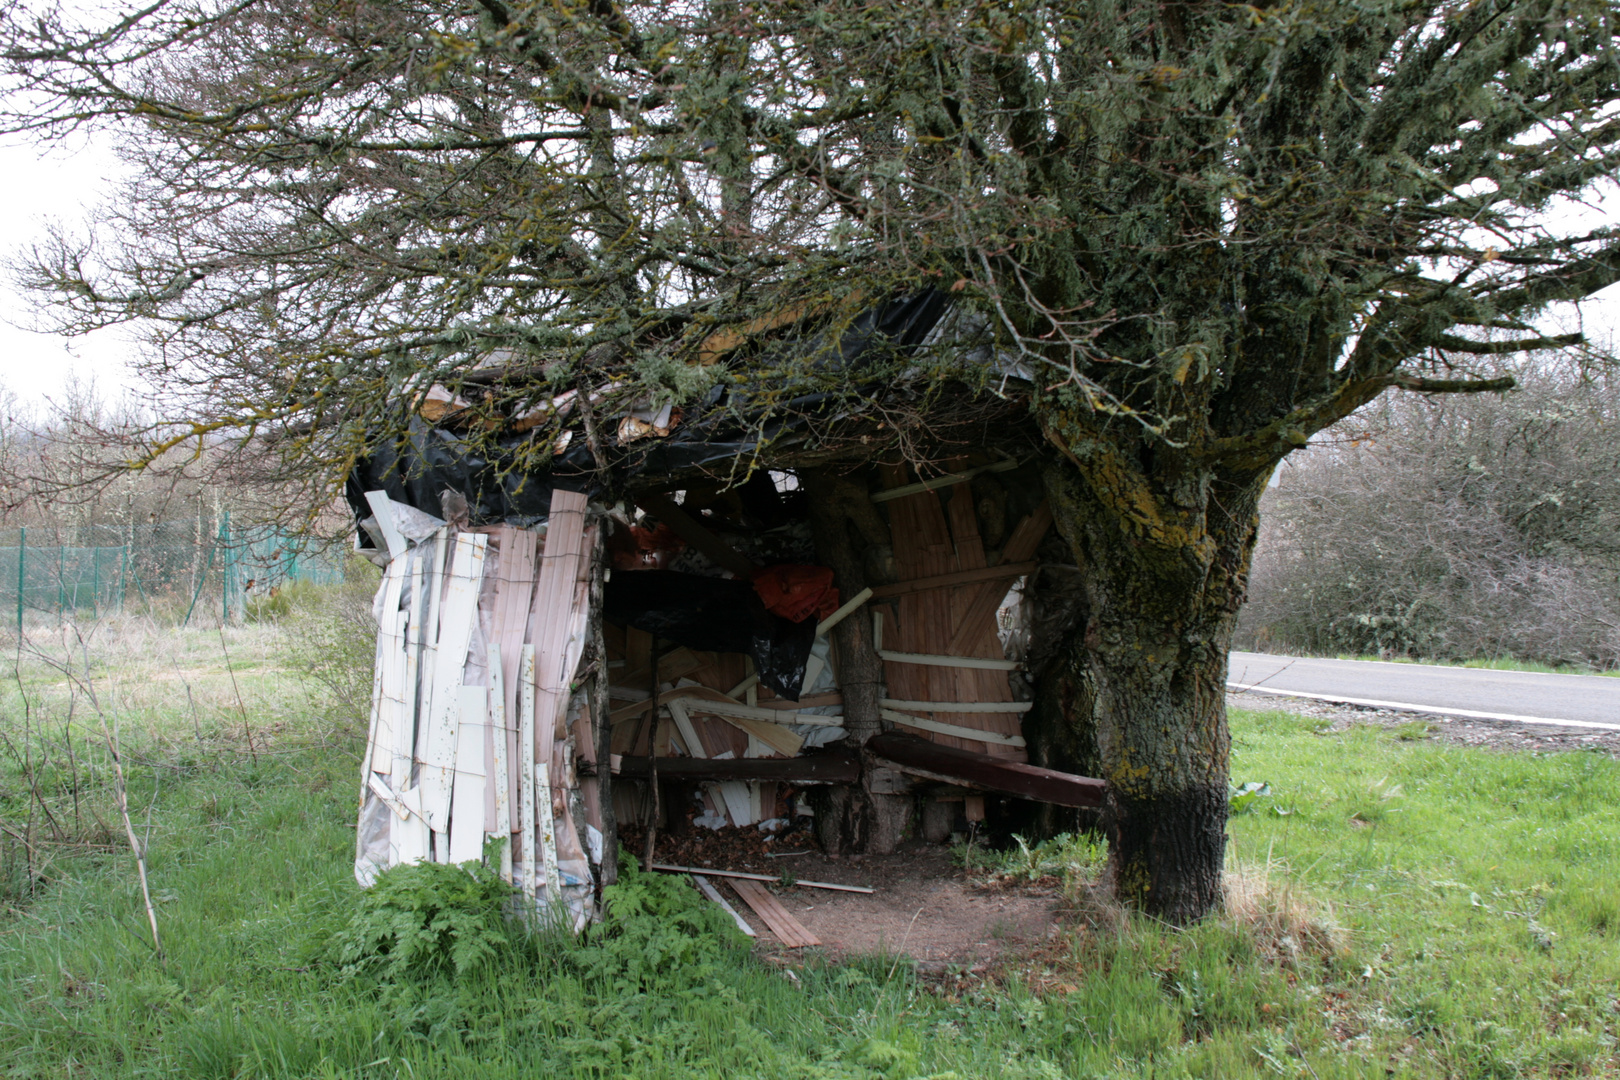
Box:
[1241,363,1620,668]
[2,0,1616,921]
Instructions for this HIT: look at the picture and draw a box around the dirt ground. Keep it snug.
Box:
[624,823,1064,967]
[1227,689,1620,756]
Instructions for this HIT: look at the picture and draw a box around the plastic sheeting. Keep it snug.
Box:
[602,570,817,700]
[345,291,953,534]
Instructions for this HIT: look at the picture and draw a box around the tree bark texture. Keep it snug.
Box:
[803,467,910,855]
[1041,457,1266,922]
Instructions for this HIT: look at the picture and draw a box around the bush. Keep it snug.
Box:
[1239,366,1620,669]
[277,559,381,730]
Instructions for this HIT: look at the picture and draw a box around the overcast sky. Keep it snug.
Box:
[0,129,1615,411]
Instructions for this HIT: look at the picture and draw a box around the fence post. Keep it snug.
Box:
[58,544,65,619]
[221,511,231,625]
[120,545,128,615]
[15,527,23,634]
[182,523,224,627]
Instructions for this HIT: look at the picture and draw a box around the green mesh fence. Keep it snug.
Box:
[0,516,349,629]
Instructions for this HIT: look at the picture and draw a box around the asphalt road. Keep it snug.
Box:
[1227,651,1620,732]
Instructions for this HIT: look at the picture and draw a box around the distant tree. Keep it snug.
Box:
[3,0,1617,921]
[1243,364,1620,669]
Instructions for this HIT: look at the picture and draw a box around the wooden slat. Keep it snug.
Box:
[867,731,1106,808]
[882,699,1032,713]
[420,533,487,848]
[868,561,1038,599]
[488,643,513,883]
[649,863,874,893]
[867,458,1020,503]
[693,874,755,937]
[881,709,1028,747]
[945,502,1052,654]
[615,748,860,784]
[363,490,407,559]
[449,684,489,864]
[814,586,873,635]
[879,651,1021,671]
[518,645,537,899]
[729,879,821,947]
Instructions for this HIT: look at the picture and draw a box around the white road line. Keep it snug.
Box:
[1226,683,1620,733]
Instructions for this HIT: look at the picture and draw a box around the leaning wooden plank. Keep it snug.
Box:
[868,458,1020,503]
[728,878,821,947]
[878,651,1022,671]
[693,874,755,937]
[517,645,537,899]
[881,699,1032,713]
[632,491,758,578]
[535,761,560,902]
[363,490,408,560]
[673,695,842,727]
[615,748,860,784]
[488,642,512,884]
[611,689,844,727]
[707,712,804,757]
[360,557,406,783]
[649,863,875,894]
[868,561,1038,600]
[394,553,425,785]
[881,709,1028,747]
[946,503,1053,654]
[814,586,873,636]
[665,698,707,760]
[420,533,487,850]
[866,731,1106,808]
[449,684,489,865]
[716,779,754,827]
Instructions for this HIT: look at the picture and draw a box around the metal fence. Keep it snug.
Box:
[0,514,349,628]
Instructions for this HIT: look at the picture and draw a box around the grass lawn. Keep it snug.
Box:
[2,620,1617,1078]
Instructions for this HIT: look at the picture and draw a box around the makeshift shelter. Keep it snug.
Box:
[348,293,1106,925]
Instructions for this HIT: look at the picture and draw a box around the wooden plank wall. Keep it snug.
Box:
[878,462,1035,761]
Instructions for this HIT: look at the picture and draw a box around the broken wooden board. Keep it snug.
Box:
[728,879,821,948]
[449,684,489,864]
[419,532,487,838]
[692,874,755,937]
[866,731,1106,808]
[614,749,860,784]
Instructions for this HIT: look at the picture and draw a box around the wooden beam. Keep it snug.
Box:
[632,491,758,579]
[815,586,873,635]
[946,502,1053,654]
[650,862,874,894]
[882,699,1033,713]
[614,748,860,784]
[878,651,1021,671]
[868,561,1038,600]
[880,710,1028,747]
[868,458,1020,503]
[866,731,1106,808]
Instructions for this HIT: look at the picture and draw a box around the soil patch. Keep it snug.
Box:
[625,825,1064,968]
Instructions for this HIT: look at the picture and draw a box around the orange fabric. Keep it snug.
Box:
[751,564,839,623]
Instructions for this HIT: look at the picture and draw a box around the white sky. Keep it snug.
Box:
[0,132,1614,410]
[0,135,144,409]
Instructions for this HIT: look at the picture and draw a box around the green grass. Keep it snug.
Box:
[3,619,1620,1077]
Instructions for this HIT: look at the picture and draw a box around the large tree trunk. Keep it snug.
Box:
[1041,457,1266,923]
[802,467,910,855]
